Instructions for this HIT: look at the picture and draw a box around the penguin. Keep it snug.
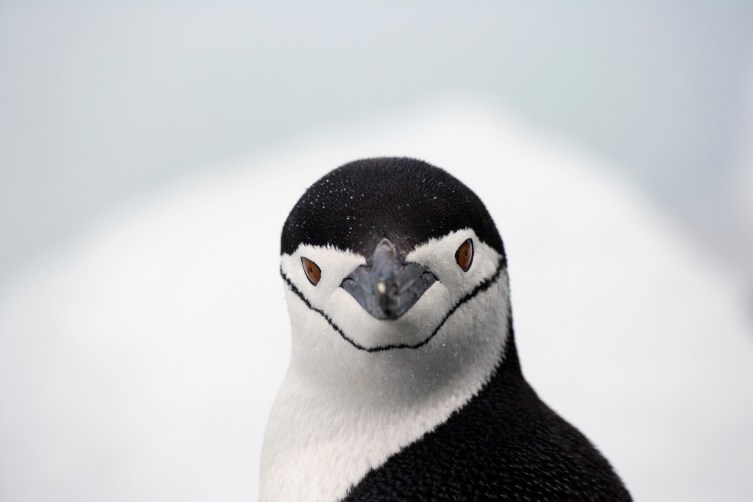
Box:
[260,157,631,501]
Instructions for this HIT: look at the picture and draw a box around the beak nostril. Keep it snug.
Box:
[376,280,386,295]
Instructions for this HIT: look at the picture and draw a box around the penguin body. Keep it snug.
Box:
[261,158,630,501]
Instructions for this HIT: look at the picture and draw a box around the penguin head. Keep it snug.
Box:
[280,158,511,362]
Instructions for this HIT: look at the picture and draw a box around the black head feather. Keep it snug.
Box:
[281,157,506,260]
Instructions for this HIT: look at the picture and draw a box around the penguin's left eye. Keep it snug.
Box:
[455,238,474,272]
[301,257,321,286]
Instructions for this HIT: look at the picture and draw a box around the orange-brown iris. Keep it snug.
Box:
[455,238,474,272]
[301,257,321,285]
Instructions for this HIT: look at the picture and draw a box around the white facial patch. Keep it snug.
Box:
[263,230,511,502]
[279,229,504,351]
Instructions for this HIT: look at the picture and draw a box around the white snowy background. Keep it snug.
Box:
[1,3,752,502]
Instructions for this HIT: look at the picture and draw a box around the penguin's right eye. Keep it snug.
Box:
[301,257,321,286]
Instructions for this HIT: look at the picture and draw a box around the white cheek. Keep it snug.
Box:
[407,228,502,297]
[280,233,505,351]
[280,245,365,308]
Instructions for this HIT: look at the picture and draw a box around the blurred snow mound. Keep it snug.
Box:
[1,101,751,502]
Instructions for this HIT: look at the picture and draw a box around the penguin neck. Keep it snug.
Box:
[284,275,513,414]
[261,279,514,502]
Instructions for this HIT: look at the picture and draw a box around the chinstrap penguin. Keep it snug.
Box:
[261,158,631,501]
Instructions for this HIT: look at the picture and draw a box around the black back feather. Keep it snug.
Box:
[344,333,632,501]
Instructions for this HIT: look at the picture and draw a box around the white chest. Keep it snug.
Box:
[259,280,509,502]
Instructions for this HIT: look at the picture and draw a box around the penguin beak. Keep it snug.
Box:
[340,238,437,320]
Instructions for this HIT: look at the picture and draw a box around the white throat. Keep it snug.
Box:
[261,231,511,502]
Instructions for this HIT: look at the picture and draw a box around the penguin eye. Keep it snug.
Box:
[301,257,321,286]
[455,238,474,272]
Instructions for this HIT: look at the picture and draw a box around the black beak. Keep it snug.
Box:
[341,238,437,320]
